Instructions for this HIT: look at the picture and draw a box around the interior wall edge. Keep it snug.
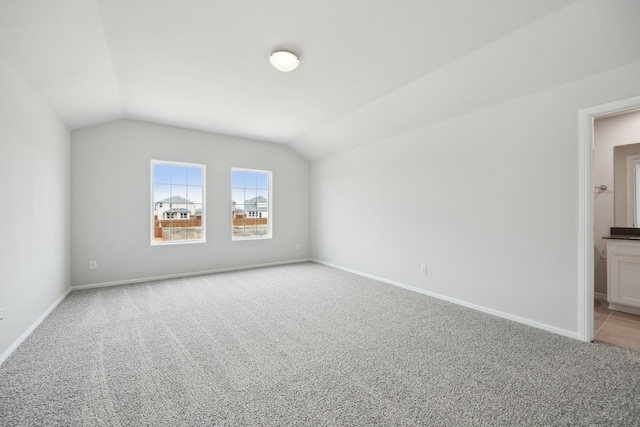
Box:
[0,55,72,360]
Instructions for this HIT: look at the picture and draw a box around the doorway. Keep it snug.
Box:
[578,95,640,343]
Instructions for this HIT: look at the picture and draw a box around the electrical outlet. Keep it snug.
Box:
[296,243,300,250]
[420,264,427,274]
[89,261,97,270]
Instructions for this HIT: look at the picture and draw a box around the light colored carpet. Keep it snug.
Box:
[1,262,639,426]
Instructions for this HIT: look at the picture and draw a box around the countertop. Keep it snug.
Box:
[604,227,640,240]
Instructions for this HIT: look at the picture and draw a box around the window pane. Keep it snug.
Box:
[187,205,201,240]
[154,184,171,203]
[163,222,174,241]
[244,188,257,203]
[167,219,185,241]
[153,217,165,242]
[154,164,171,184]
[232,171,244,187]
[192,203,203,217]
[244,172,257,188]
[232,219,245,238]
[171,166,188,185]
[257,173,268,189]
[244,222,258,237]
[187,167,202,186]
[257,189,268,200]
[171,185,187,202]
[160,225,170,241]
[232,188,245,205]
[257,220,268,236]
[187,185,202,204]
[187,227,201,240]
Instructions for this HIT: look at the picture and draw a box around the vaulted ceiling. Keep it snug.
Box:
[1,0,639,159]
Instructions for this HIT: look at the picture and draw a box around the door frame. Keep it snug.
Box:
[578,95,640,342]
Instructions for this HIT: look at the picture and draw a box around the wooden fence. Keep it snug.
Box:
[154,216,202,238]
[232,218,268,226]
[153,216,265,239]
[154,216,202,228]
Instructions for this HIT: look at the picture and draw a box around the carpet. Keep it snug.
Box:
[1,262,639,426]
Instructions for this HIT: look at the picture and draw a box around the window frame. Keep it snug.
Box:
[150,160,206,246]
[231,167,272,241]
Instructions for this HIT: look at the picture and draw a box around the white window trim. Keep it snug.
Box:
[231,167,272,241]
[151,159,206,246]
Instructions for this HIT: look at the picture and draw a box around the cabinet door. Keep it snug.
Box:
[608,252,640,309]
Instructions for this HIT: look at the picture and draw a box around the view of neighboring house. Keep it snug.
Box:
[154,195,198,220]
[245,196,268,218]
[232,196,269,219]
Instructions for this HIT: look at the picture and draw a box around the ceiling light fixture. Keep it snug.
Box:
[269,51,300,72]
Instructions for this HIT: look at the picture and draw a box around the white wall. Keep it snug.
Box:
[0,58,70,358]
[310,61,640,336]
[71,120,309,287]
[593,110,640,295]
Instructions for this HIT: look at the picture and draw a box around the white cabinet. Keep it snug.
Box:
[607,239,640,315]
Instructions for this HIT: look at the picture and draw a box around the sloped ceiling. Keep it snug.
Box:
[1,0,639,160]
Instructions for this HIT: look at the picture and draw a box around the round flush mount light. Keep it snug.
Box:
[269,50,300,72]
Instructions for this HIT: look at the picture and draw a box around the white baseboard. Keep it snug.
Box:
[608,302,640,316]
[0,288,72,366]
[594,292,607,301]
[312,259,581,341]
[71,258,312,291]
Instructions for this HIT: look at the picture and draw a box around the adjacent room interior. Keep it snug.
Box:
[592,109,640,352]
[1,0,640,424]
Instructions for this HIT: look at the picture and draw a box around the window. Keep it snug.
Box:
[231,168,271,239]
[151,160,205,245]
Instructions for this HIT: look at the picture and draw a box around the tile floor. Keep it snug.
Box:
[594,298,640,353]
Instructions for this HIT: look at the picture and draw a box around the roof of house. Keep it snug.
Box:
[244,196,268,212]
[158,195,192,204]
[245,196,268,204]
